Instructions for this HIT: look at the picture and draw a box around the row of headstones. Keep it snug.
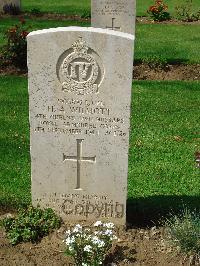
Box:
[28,0,136,225]
[1,0,136,35]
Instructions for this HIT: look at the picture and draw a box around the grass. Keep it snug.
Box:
[0,76,199,215]
[0,18,200,64]
[20,0,200,17]
[0,76,30,208]
[135,24,200,64]
[0,17,90,45]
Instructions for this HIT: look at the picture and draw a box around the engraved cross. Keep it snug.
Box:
[106,18,121,30]
[63,139,96,190]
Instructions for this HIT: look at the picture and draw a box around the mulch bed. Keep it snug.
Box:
[1,13,200,25]
[1,63,200,81]
[0,212,190,266]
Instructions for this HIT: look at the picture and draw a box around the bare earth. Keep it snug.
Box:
[0,63,200,81]
[0,219,190,266]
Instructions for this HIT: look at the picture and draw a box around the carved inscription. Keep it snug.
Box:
[93,0,128,16]
[34,192,125,219]
[106,18,121,30]
[34,98,127,138]
[63,139,96,190]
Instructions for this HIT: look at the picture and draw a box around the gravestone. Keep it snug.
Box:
[28,27,134,225]
[0,0,20,11]
[91,0,136,35]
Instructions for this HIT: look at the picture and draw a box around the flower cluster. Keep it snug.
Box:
[1,18,30,69]
[64,221,118,266]
[147,0,170,21]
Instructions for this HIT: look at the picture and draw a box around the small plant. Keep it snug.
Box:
[175,0,200,22]
[142,55,168,69]
[147,0,171,21]
[164,208,200,264]
[30,8,42,16]
[1,206,61,245]
[81,10,91,19]
[64,221,118,266]
[1,18,30,69]
[3,3,21,15]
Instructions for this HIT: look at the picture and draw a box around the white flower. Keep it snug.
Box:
[94,221,102,227]
[65,229,71,235]
[91,236,100,244]
[111,235,118,240]
[65,235,75,245]
[103,229,113,236]
[97,240,105,248]
[103,222,115,229]
[73,224,82,233]
[69,246,74,251]
[84,245,92,252]
[91,236,105,247]
[82,263,88,266]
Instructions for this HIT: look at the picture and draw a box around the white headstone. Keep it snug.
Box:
[28,27,134,225]
[91,0,136,35]
[0,0,20,11]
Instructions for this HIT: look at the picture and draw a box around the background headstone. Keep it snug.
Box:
[28,27,134,225]
[0,0,20,11]
[91,0,136,35]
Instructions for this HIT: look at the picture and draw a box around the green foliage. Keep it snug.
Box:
[1,206,61,245]
[30,8,42,16]
[81,10,91,19]
[164,208,200,262]
[64,222,117,266]
[1,19,29,69]
[175,0,200,22]
[141,55,168,69]
[147,0,171,21]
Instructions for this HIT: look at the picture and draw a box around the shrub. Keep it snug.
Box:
[1,206,61,245]
[3,3,21,15]
[164,208,200,264]
[81,10,91,19]
[175,0,200,22]
[1,18,29,69]
[30,8,42,16]
[64,221,118,266]
[142,55,168,69]
[147,0,171,22]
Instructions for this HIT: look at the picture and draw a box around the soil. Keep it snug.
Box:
[133,63,200,81]
[1,13,200,25]
[0,212,191,266]
[1,63,200,81]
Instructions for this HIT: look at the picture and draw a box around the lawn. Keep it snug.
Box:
[0,76,199,218]
[0,18,200,64]
[20,0,200,17]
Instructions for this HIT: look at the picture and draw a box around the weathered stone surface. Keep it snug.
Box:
[91,0,136,35]
[28,27,134,224]
[0,0,20,11]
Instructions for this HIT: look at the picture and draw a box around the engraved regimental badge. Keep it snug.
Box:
[57,38,104,95]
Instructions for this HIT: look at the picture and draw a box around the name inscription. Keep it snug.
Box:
[33,98,127,138]
[93,0,128,16]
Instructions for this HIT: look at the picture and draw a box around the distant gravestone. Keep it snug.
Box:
[0,0,20,11]
[91,0,136,35]
[28,27,134,225]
